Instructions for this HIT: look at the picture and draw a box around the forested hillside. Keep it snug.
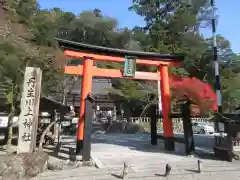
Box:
[0,0,240,113]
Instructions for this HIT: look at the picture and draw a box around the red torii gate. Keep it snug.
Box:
[56,38,185,154]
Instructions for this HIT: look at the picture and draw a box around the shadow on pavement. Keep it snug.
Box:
[43,145,70,161]
[89,133,217,161]
[0,132,217,162]
[53,133,217,161]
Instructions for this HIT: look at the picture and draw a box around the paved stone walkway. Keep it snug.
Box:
[32,134,240,180]
[59,133,213,167]
[33,161,240,180]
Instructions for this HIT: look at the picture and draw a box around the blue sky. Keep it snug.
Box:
[38,0,239,52]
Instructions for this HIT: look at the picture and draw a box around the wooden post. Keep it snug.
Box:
[150,104,157,145]
[181,100,195,155]
[17,67,42,154]
[82,94,95,161]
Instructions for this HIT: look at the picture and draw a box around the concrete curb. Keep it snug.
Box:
[91,153,104,169]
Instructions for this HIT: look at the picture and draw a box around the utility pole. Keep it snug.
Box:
[157,75,162,115]
[211,0,223,136]
[155,0,163,116]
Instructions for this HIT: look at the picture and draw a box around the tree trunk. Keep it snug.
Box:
[38,120,58,150]
[65,77,78,104]
[7,82,16,146]
[7,114,13,146]
[139,100,156,117]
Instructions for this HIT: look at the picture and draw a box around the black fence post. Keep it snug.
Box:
[82,94,95,162]
[150,104,157,145]
[181,100,195,155]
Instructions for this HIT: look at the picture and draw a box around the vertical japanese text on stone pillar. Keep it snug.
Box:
[17,67,42,154]
[21,77,36,142]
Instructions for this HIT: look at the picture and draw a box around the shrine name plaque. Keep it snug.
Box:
[17,67,42,154]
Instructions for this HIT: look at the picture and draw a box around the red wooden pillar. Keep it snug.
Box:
[159,65,175,151]
[76,58,93,154]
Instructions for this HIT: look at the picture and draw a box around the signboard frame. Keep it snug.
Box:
[123,56,137,77]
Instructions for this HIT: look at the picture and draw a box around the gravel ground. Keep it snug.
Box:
[31,159,240,180]
[30,133,240,180]
[1,133,240,180]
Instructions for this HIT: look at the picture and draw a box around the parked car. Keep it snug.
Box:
[192,122,214,134]
[0,113,19,143]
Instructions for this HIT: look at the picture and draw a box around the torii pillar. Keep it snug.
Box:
[160,65,174,150]
[56,38,184,154]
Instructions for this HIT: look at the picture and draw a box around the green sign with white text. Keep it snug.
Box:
[123,56,136,77]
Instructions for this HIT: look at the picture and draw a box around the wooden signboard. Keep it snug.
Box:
[123,56,136,77]
[17,67,42,154]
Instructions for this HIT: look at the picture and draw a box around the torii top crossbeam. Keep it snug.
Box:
[56,37,184,153]
[57,38,184,62]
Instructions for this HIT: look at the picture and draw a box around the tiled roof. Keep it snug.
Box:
[50,78,112,106]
